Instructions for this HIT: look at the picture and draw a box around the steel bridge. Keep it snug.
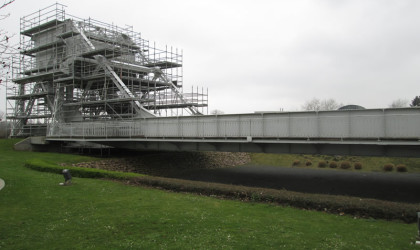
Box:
[47,108,420,157]
[7,4,420,158]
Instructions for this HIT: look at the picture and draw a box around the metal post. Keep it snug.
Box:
[416,212,420,245]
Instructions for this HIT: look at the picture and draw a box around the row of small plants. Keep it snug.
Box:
[292,160,362,169]
[25,158,419,223]
[292,160,408,172]
[383,163,407,172]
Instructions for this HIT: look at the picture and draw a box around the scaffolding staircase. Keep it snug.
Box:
[75,22,158,118]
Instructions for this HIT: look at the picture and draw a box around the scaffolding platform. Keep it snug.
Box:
[23,66,55,75]
[22,40,66,55]
[7,114,52,119]
[80,47,123,59]
[13,70,65,84]
[144,61,182,69]
[7,92,50,100]
[21,19,64,36]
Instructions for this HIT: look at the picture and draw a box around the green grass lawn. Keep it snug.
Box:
[0,139,418,249]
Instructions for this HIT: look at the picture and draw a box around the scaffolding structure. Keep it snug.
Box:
[6,3,208,137]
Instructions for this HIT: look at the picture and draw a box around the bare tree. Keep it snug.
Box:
[210,109,225,115]
[389,99,409,108]
[0,0,17,85]
[410,96,420,107]
[0,0,14,9]
[320,99,342,111]
[302,98,342,111]
[302,98,321,111]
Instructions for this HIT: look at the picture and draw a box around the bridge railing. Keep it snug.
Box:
[47,108,420,141]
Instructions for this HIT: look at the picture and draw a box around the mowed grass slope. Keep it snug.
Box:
[0,139,418,249]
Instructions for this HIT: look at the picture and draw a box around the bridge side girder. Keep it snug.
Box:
[47,137,420,158]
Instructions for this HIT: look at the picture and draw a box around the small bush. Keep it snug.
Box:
[354,162,362,170]
[305,161,312,166]
[317,161,327,168]
[340,161,351,169]
[383,163,394,172]
[292,160,300,166]
[329,162,338,168]
[396,164,407,172]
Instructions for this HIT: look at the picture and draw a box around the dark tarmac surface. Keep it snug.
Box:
[167,166,420,203]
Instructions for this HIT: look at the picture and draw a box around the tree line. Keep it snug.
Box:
[301,96,420,111]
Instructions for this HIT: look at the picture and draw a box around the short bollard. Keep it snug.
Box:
[60,169,72,186]
[417,212,420,245]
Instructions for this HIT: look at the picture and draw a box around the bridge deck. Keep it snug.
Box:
[47,108,420,157]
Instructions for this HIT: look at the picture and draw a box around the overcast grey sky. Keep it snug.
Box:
[1,0,420,114]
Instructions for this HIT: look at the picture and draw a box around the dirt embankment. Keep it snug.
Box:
[71,152,251,176]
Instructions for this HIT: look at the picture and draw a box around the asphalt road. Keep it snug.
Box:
[166,166,420,203]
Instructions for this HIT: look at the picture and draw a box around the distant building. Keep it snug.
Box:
[338,105,366,110]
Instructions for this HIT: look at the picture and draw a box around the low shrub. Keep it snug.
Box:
[383,163,394,172]
[354,162,362,170]
[127,177,419,223]
[305,161,312,166]
[317,161,327,168]
[340,161,351,170]
[329,162,338,168]
[396,164,407,172]
[292,160,300,166]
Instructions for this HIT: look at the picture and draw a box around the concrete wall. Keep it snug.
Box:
[0,122,10,138]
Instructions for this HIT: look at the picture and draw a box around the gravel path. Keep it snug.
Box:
[166,166,420,203]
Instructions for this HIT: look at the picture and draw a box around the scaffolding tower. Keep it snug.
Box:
[6,3,208,137]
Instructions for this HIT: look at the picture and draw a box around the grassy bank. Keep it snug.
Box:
[0,139,419,249]
[249,153,420,173]
[25,158,420,222]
